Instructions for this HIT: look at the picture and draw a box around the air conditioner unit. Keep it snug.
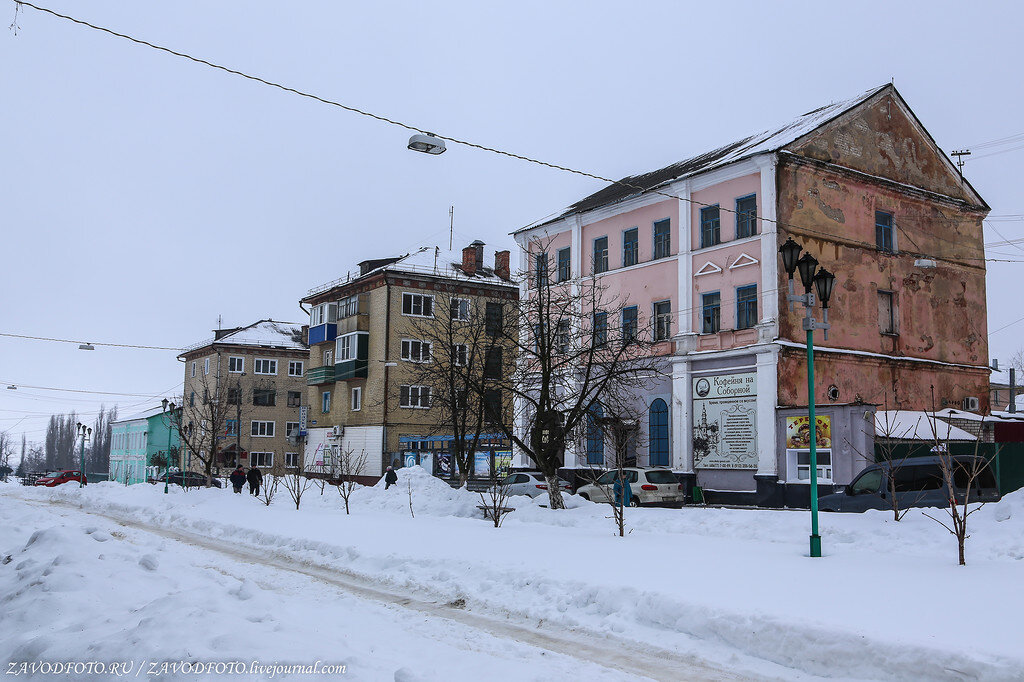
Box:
[329,425,344,439]
[963,396,980,412]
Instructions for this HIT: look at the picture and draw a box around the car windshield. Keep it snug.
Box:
[645,470,677,484]
[851,469,882,495]
[45,471,63,478]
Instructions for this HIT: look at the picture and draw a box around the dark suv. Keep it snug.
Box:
[819,456,999,512]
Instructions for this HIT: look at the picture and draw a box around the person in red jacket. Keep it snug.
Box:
[229,465,246,493]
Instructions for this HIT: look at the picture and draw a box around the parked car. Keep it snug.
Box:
[576,467,685,507]
[33,470,86,487]
[818,455,999,513]
[154,471,222,489]
[493,471,572,498]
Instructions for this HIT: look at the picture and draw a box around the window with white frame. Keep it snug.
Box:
[399,385,432,408]
[402,292,434,317]
[338,295,360,319]
[254,359,277,375]
[310,301,337,327]
[336,335,353,361]
[401,339,432,363]
[453,343,468,367]
[288,360,304,377]
[324,349,333,365]
[351,387,362,411]
[322,391,331,413]
[250,452,274,467]
[450,297,470,321]
[285,452,299,468]
[191,362,196,378]
[251,420,275,437]
[786,449,833,483]
[203,357,210,375]
[229,356,244,373]
[285,422,300,439]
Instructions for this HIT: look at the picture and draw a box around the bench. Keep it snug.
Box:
[476,505,515,520]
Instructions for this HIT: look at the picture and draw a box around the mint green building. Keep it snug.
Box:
[109,406,180,485]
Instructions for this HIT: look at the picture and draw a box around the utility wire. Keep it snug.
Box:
[0,380,174,397]
[0,332,183,351]
[14,2,1020,270]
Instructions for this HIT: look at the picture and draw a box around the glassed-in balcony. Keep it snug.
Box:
[306,365,336,385]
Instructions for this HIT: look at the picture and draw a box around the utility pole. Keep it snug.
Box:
[951,149,971,178]
[449,206,454,251]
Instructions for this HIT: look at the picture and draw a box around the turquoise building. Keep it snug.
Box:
[109,406,181,485]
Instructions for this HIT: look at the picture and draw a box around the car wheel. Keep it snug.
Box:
[629,498,640,508]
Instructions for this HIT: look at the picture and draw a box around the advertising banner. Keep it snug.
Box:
[692,372,758,469]
[785,415,832,449]
[474,451,491,478]
[493,451,512,477]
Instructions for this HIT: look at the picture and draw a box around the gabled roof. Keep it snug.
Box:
[112,405,170,425]
[180,319,306,356]
[517,83,982,234]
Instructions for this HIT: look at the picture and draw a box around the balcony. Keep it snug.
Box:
[307,365,336,385]
[308,323,337,346]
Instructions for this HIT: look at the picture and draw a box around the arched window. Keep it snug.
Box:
[649,398,669,466]
[586,403,604,465]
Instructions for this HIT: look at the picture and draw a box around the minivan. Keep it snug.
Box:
[818,456,999,513]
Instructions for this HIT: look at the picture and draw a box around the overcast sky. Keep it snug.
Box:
[2,0,1022,446]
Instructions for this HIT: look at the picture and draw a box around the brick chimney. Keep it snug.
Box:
[495,250,511,281]
[471,240,485,271]
[462,245,477,277]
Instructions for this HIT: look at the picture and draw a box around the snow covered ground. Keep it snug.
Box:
[2,470,1022,681]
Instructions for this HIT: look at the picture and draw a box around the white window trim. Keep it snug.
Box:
[351,387,362,411]
[288,360,304,377]
[402,292,435,318]
[203,357,210,375]
[785,448,834,484]
[285,452,299,469]
[453,343,468,367]
[191,362,196,378]
[399,384,432,409]
[451,297,471,321]
[250,420,275,438]
[285,422,300,438]
[254,358,278,375]
[322,391,331,413]
[228,356,244,373]
[400,338,432,363]
[250,451,274,467]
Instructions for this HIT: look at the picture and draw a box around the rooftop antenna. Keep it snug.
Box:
[217,314,222,330]
[951,149,971,178]
[449,205,454,251]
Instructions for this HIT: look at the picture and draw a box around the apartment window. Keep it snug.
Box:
[593,236,609,274]
[227,387,241,405]
[402,292,434,317]
[623,227,639,267]
[702,292,721,333]
[285,452,299,469]
[586,403,604,465]
[287,391,302,408]
[484,348,502,380]
[450,297,470,321]
[229,356,244,373]
[203,358,210,375]
[557,247,571,282]
[534,251,548,286]
[653,219,671,259]
[337,335,353,361]
[483,389,502,425]
[399,385,432,409]
[251,420,275,438]
[736,194,757,238]
[322,391,331,413]
[254,359,277,375]
[288,361,304,377]
[876,210,895,253]
[285,422,300,439]
[736,284,758,329]
[621,306,638,343]
[351,387,362,411]
[338,295,360,319]
[593,311,608,347]
[250,452,274,468]
[485,302,503,337]
[653,300,672,341]
[453,344,468,367]
[401,339,432,363]
[324,349,334,365]
[189,391,195,407]
[311,302,338,326]
[225,419,238,437]
[700,206,721,248]
[253,389,276,407]
[191,362,196,378]
[879,290,896,334]
[556,319,570,353]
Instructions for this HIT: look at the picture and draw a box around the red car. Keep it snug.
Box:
[33,470,87,487]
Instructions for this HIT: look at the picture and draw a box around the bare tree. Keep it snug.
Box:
[857,403,923,522]
[489,238,665,509]
[282,452,314,510]
[399,287,515,488]
[173,370,233,487]
[336,447,369,514]
[259,461,283,506]
[478,469,514,528]
[0,431,14,481]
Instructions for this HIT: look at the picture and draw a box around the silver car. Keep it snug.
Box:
[494,471,573,498]
[576,467,685,507]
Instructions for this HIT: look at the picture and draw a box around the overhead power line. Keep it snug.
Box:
[0,381,173,397]
[0,332,183,351]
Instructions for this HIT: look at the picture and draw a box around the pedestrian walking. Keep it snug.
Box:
[247,466,263,496]
[229,465,246,494]
[384,466,398,490]
[613,475,632,509]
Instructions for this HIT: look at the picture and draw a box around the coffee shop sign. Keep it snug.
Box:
[694,374,757,399]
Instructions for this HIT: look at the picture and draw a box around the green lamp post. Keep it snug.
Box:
[161,398,175,494]
[75,422,91,488]
[779,237,836,558]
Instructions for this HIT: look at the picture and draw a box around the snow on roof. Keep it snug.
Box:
[182,319,306,355]
[875,411,976,441]
[112,405,169,425]
[518,84,890,233]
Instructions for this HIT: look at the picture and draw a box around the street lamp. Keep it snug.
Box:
[161,398,176,494]
[779,237,836,559]
[75,422,91,488]
[407,132,446,155]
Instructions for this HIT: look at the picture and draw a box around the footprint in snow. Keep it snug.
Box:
[138,554,159,572]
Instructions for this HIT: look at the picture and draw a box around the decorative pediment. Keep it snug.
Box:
[728,253,759,269]
[694,261,722,276]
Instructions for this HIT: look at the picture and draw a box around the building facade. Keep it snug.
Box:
[300,241,518,481]
[178,320,308,474]
[108,405,180,485]
[513,84,990,506]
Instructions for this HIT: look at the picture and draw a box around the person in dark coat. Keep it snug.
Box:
[246,466,263,496]
[613,475,632,509]
[229,465,246,494]
[384,466,398,490]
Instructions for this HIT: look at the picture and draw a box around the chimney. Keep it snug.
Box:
[471,240,485,271]
[495,250,510,281]
[462,245,477,277]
